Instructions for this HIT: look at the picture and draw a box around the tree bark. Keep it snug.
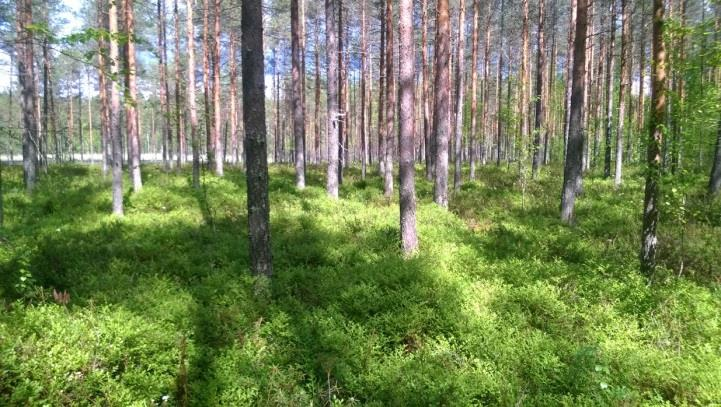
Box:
[453,0,466,191]
[109,0,124,215]
[16,0,38,193]
[326,0,340,198]
[709,115,721,196]
[433,0,451,207]
[378,1,386,175]
[383,0,395,197]
[186,0,201,188]
[421,0,433,180]
[360,0,368,180]
[563,0,577,159]
[615,0,630,186]
[291,0,306,188]
[174,0,186,166]
[213,0,223,175]
[124,0,142,192]
[159,0,174,170]
[495,0,506,166]
[560,0,588,223]
[641,0,667,275]
[399,0,418,254]
[532,0,546,179]
[314,18,322,163]
[242,0,272,276]
[468,0,479,180]
[480,0,492,166]
[203,0,213,168]
[604,0,616,179]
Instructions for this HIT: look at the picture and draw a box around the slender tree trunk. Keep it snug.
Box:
[378,1,386,175]
[229,33,239,166]
[563,0,577,159]
[326,0,340,198]
[709,114,721,196]
[433,0,451,207]
[615,0,630,187]
[174,0,186,166]
[109,0,124,215]
[360,0,368,180]
[291,0,306,188]
[641,0,667,275]
[314,18,322,163]
[16,0,38,193]
[532,0,546,179]
[495,0,506,166]
[452,0,466,191]
[212,0,223,175]
[421,0,433,180]
[78,78,84,161]
[338,0,346,185]
[604,0,616,178]
[399,0,418,253]
[242,0,272,276]
[560,0,588,223]
[480,1,492,166]
[383,0,395,197]
[186,0,200,188]
[519,0,531,182]
[159,0,173,170]
[468,0,479,180]
[87,70,93,163]
[203,0,213,167]
[124,0,142,192]
[98,1,110,174]
[637,1,647,151]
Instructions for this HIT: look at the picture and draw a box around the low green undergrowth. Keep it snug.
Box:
[0,163,719,406]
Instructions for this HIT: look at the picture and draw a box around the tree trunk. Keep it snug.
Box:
[399,0,418,254]
[241,0,272,276]
[453,0,466,191]
[383,0,394,197]
[604,0,616,179]
[641,0,667,275]
[212,0,223,175]
[495,0,506,166]
[480,1,492,166]
[468,0,479,180]
[532,0,546,179]
[98,0,110,174]
[615,0,630,187]
[378,1,386,175]
[314,18,322,163]
[203,0,213,168]
[174,0,186,166]
[360,0,368,180]
[326,0,340,198]
[159,0,174,170]
[186,0,201,188]
[109,0,124,215]
[124,0,142,192]
[560,0,588,223]
[229,33,239,166]
[338,0,346,185]
[563,0,577,159]
[291,0,306,188]
[421,0,433,180]
[433,0,451,207]
[709,115,721,196]
[16,0,38,193]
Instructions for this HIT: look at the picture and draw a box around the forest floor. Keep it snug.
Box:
[0,163,720,406]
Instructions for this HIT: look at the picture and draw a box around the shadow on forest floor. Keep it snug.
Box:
[0,163,720,405]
